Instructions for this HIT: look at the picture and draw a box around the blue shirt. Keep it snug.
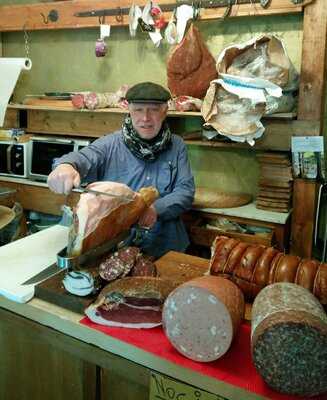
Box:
[54,130,195,258]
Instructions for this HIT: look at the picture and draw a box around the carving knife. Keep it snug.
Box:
[21,231,130,285]
[73,187,134,202]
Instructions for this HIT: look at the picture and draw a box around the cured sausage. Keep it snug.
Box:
[209,236,327,304]
[251,282,327,396]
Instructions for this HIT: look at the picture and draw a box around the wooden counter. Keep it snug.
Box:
[0,283,261,400]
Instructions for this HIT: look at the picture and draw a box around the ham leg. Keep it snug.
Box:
[68,181,158,256]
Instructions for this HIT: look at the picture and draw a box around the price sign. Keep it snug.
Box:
[149,372,227,400]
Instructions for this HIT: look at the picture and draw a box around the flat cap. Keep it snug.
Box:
[126,82,171,104]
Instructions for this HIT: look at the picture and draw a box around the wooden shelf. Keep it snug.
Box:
[6,103,320,150]
[0,0,312,32]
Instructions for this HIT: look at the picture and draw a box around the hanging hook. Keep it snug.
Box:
[40,12,49,24]
[98,14,105,24]
[116,7,124,23]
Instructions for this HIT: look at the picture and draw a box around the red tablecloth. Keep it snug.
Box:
[80,317,326,400]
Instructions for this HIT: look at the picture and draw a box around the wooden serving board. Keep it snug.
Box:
[34,252,208,314]
[34,251,252,320]
[34,270,97,314]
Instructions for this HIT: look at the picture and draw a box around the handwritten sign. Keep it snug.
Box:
[149,372,227,400]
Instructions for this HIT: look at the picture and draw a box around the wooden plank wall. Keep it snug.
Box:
[0,0,309,32]
[290,0,327,258]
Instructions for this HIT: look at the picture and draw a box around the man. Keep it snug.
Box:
[48,82,195,258]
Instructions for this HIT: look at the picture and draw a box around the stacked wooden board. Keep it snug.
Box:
[256,152,293,213]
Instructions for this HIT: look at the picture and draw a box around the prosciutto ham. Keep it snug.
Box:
[67,182,158,256]
[85,277,176,328]
[167,24,217,99]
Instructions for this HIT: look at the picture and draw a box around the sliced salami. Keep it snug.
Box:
[251,282,327,396]
[131,255,157,277]
[162,276,244,362]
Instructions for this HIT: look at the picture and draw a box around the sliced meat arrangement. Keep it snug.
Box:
[210,235,327,304]
[85,277,176,328]
[99,246,141,281]
[67,182,158,256]
[162,276,244,362]
[99,246,157,282]
[251,283,327,396]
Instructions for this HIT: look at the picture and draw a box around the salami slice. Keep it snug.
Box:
[251,282,327,396]
[162,276,244,362]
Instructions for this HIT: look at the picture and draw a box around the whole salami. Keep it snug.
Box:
[251,282,327,396]
[162,276,244,362]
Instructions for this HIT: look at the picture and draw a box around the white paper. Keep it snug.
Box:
[100,24,111,39]
[149,30,162,47]
[176,5,194,43]
[0,57,32,127]
[129,4,142,37]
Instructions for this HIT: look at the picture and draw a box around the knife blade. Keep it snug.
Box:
[22,263,63,285]
[73,187,133,202]
[21,231,130,286]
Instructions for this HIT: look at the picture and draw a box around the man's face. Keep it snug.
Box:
[128,102,168,140]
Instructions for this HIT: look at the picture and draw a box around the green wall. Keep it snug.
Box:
[0,1,303,195]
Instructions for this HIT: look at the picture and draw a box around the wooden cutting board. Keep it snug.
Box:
[34,251,252,320]
[34,251,209,314]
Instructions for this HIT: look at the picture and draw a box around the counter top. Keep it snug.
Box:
[0,225,68,302]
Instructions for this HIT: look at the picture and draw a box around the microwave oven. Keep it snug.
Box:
[0,140,30,178]
[28,136,90,181]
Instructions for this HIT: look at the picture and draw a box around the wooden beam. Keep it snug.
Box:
[298,0,327,122]
[0,0,311,32]
[290,179,318,258]
[291,0,327,257]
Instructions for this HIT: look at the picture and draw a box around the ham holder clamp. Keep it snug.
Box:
[22,231,129,285]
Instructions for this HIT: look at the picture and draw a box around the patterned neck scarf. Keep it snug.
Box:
[122,115,172,162]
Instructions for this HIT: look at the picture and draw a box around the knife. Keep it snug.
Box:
[21,231,130,286]
[73,187,134,202]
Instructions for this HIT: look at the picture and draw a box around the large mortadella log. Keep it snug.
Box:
[251,283,327,397]
[210,235,327,305]
[167,24,218,99]
[162,276,244,362]
[67,182,158,256]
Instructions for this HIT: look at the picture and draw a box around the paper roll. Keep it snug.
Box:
[0,57,32,127]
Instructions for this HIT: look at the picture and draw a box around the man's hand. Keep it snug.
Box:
[138,205,157,228]
[47,164,81,195]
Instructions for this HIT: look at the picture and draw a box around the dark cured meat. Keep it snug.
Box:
[131,255,157,277]
[99,255,127,282]
[97,303,162,324]
[251,282,327,396]
[99,246,141,282]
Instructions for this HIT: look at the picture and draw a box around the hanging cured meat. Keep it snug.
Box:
[251,283,327,396]
[210,235,327,305]
[85,276,176,328]
[67,182,158,256]
[162,276,244,362]
[167,24,218,99]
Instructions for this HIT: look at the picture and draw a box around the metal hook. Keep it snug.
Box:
[222,0,232,19]
[116,7,124,23]
[98,14,105,24]
[40,12,49,24]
